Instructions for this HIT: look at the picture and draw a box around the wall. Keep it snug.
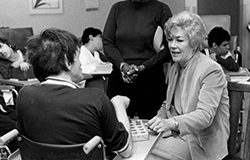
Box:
[0,0,117,36]
[0,0,184,37]
[159,0,185,14]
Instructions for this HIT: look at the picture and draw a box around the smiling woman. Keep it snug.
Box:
[147,11,230,160]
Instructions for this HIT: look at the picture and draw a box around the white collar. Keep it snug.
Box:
[41,77,80,89]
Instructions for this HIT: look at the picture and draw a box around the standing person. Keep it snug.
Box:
[103,0,172,119]
[16,28,133,158]
[202,26,239,72]
[0,37,30,79]
[146,11,230,160]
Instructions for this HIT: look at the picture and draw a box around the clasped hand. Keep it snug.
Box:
[121,63,144,83]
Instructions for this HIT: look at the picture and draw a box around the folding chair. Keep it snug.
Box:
[0,129,106,160]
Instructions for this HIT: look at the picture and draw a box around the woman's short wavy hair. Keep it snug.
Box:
[26,28,81,81]
[164,11,206,51]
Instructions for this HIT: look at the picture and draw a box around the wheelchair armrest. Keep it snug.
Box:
[0,129,19,146]
[83,136,102,154]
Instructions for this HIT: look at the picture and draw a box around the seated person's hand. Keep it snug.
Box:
[146,116,174,133]
[19,62,30,71]
[111,95,130,110]
[11,61,20,68]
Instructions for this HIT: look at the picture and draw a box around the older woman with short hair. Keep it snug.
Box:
[147,11,230,160]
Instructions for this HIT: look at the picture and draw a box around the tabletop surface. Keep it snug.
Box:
[0,78,39,87]
[114,119,162,160]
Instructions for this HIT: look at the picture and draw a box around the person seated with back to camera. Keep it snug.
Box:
[16,28,133,159]
[201,26,239,72]
[0,37,30,79]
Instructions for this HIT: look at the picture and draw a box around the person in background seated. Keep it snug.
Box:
[146,11,230,160]
[78,27,111,88]
[16,28,133,159]
[202,26,239,72]
[0,37,30,79]
[80,27,108,73]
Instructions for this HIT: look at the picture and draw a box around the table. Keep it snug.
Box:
[227,81,250,160]
[114,119,162,160]
[114,132,161,160]
[85,73,109,93]
[0,78,39,88]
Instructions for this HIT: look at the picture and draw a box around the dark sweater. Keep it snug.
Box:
[103,0,172,70]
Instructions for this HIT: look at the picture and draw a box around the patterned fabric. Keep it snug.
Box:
[0,58,12,79]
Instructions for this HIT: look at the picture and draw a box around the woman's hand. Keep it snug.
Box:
[19,62,30,71]
[146,116,175,133]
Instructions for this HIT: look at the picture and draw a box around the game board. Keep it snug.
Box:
[130,119,149,141]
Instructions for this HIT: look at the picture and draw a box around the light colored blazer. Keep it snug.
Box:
[158,52,230,160]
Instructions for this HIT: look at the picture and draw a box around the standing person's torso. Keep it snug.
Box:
[114,0,170,64]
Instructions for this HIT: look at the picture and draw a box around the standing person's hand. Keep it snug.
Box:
[121,63,145,83]
[121,63,137,83]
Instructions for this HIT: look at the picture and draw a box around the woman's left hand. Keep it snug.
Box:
[146,116,173,133]
[19,62,30,71]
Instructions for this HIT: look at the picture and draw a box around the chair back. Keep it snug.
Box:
[17,134,105,160]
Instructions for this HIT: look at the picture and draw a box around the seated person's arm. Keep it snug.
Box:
[11,51,30,71]
[111,96,133,158]
[215,54,240,72]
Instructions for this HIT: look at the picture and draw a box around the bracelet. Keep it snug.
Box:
[172,118,180,134]
[120,62,126,72]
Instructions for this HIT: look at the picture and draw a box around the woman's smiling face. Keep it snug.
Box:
[168,28,194,66]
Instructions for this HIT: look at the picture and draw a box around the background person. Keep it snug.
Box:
[103,0,172,119]
[0,37,29,79]
[0,37,30,79]
[80,27,109,74]
[202,26,239,72]
[16,28,133,158]
[147,11,230,160]
[78,27,112,88]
